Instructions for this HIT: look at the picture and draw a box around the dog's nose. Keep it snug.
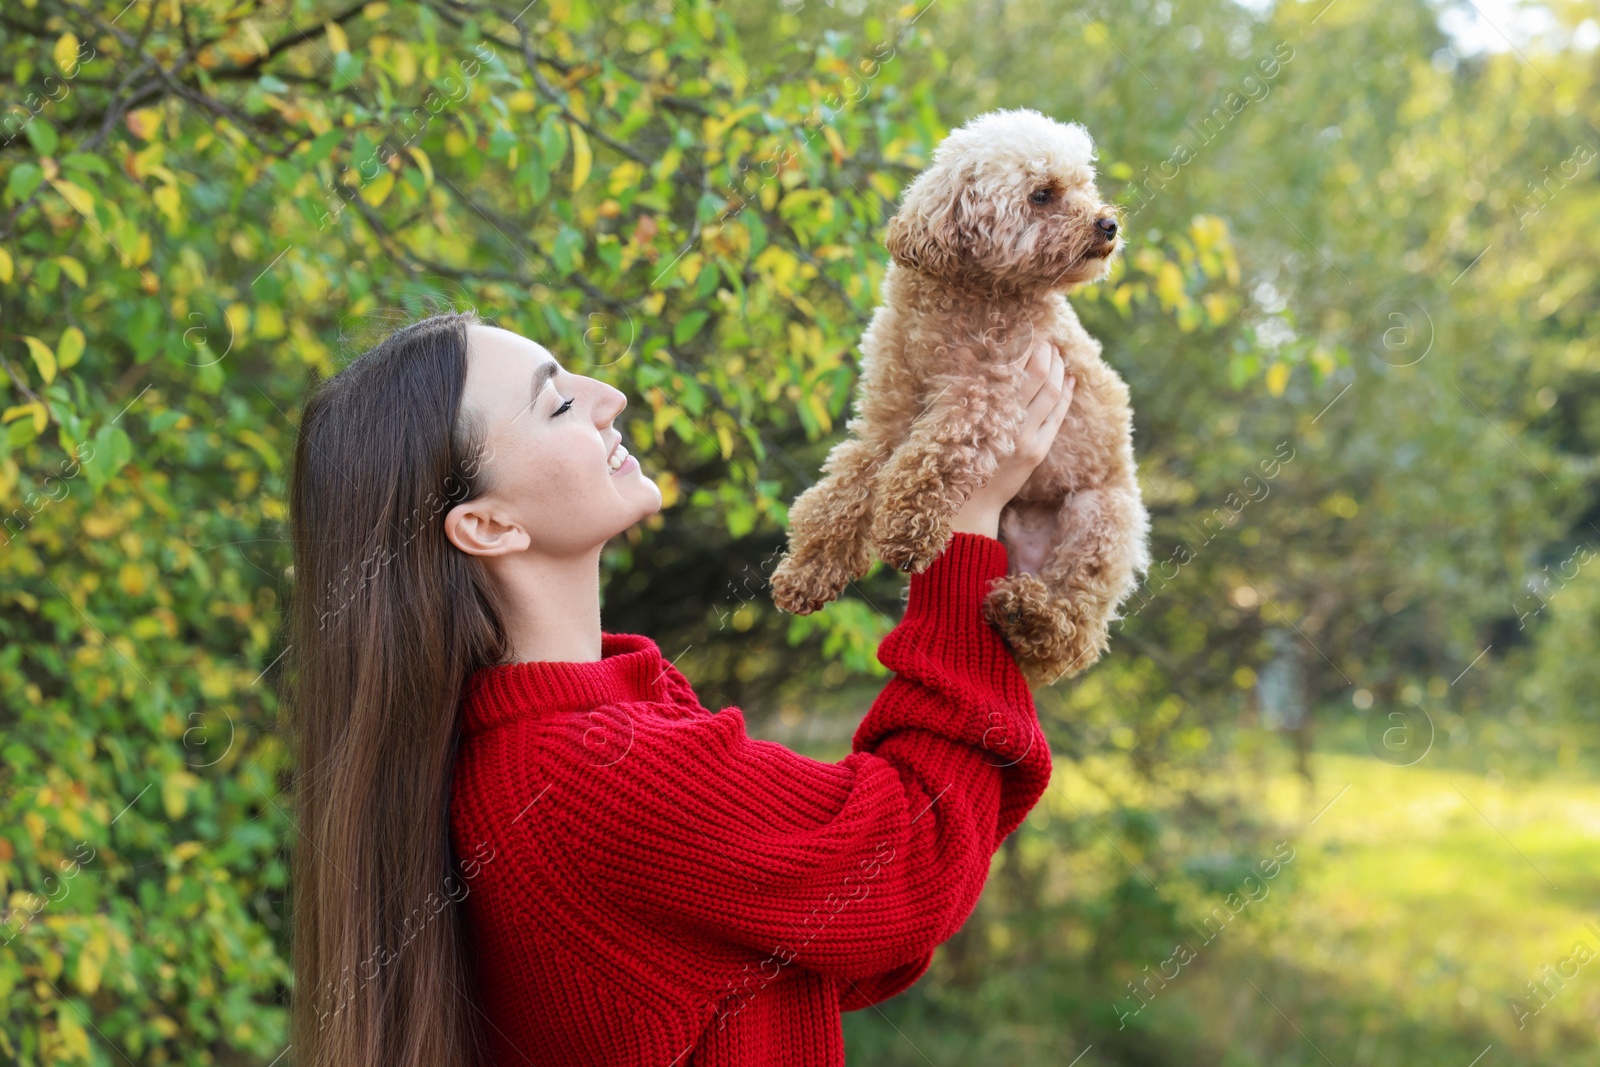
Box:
[1096,217,1118,241]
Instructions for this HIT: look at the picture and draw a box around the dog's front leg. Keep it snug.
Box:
[868,379,1014,574]
[770,437,887,614]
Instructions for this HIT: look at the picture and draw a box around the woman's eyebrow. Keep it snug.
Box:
[530,359,560,401]
[511,359,562,426]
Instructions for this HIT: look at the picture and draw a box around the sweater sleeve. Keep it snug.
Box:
[529,532,1052,1005]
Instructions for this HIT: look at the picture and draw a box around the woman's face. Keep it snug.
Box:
[448,325,660,559]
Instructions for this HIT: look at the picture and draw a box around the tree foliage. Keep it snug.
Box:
[2,0,1595,1063]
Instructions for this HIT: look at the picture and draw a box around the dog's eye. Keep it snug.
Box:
[1029,187,1054,204]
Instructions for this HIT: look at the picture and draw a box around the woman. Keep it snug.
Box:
[287,310,1074,1066]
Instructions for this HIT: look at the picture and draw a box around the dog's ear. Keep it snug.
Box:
[885,168,973,276]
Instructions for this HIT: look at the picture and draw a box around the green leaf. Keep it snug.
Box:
[6,162,42,202]
[302,129,344,166]
[87,423,133,493]
[26,120,57,157]
[673,310,710,346]
[551,225,583,274]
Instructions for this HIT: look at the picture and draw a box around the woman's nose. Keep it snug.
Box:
[597,381,628,424]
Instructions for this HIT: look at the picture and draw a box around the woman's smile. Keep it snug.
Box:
[607,440,637,475]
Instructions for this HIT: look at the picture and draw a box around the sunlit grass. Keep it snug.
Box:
[846,726,1600,1066]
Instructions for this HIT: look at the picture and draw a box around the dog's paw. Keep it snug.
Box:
[869,508,951,575]
[770,557,847,615]
[983,576,1112,684]
[983,574,1063,652]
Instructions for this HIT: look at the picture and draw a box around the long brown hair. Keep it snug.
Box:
[286,309,505,1067]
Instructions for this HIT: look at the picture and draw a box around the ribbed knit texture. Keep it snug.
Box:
[449,532,1053,1066]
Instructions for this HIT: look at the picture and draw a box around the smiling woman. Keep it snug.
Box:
[441,324,662,663]
[285,310,666,1067]
[287,308,1072,1067]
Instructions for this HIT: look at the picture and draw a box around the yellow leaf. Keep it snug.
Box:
[805,390,833,435]
[53,33,80,74]
[360,169,395,206]
[57,326,84,369]
[2,402,47,432]
[54,255,85,287]
[392,41,417,85]
[125,107,162,141]
[656,145,682,181]
[119,561,147,597]
[161,770,199,819]
[0,246,12,284]
[822,124,847,164]
[255,302,286,339]
[153,183,181,224]
[1202,292,1231,326]
[55,1007,90,1060]
[569,122,591,192]
[507,90,536,113]
[1154,260,1186,311]
[655,470,680,509]
[325,20,350,53]
[1311,346,1337,377]
[225,302,251,344]
[22,335,56,385]
[50,179,95,218]
[1265,361,1290,397]
[76,929,108,994]
[405,146,433,188]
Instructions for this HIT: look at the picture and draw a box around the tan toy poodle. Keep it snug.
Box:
[769,108,1151,685]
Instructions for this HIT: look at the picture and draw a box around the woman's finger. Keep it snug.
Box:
[1024,346,1066,427]
[1034,373,1074,446]
[1020,338,1056,406]
[1016,377,1072,468]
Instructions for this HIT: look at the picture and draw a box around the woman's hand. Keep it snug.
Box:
[950,338,1075,540]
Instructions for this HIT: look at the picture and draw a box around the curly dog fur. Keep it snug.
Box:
[770,108,1151,685]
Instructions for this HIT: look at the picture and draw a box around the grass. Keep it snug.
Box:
[843,722,1600,1066]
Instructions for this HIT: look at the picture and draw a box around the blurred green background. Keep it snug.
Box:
[1,0,1598,1063]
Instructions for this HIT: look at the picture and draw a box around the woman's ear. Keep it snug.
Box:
[445,499,531,558]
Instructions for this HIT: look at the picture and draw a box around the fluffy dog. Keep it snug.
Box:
[769,108,1151,685]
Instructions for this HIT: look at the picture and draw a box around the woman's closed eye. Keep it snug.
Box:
[553,396,574,416]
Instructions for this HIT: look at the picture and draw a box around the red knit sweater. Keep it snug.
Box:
[448,532,1052,1066]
